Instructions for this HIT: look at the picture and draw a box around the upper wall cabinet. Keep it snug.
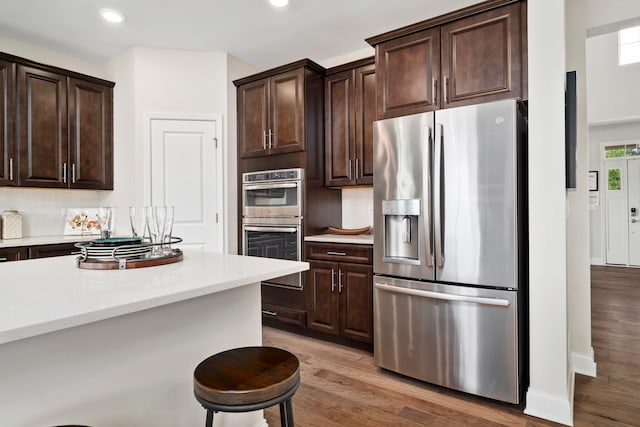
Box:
[325,58,375,187]
[0,59,15,186]
[368,0,527,119]
[1,52,115,190]
[236,60,325,159]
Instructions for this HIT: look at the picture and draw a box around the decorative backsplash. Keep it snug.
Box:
[341,187,373,231]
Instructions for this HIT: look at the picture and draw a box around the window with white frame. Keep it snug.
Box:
[618,26,640,65]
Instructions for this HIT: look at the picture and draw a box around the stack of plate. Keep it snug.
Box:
[80,237,152,261]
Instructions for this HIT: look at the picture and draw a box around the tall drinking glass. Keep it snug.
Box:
[97,207,115,239]
[129,207,147,239]
[146,206,166,257]
[163,205,175,254]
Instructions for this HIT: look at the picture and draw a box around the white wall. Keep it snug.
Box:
[524,0,572,425]
[565,0,597,380]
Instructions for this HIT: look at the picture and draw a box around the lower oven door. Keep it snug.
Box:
[242,221,302,289]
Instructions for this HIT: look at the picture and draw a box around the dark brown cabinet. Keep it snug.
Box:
[0,59,15,186]
[29,242,79,259]
[369,0,526,119]
[17,65,68,188]
[1,52,114,190]
[306,242,373,344]
[0,246,28,262]
[68,78,114,189]
[324,58,375,187]
[237,68,306,158]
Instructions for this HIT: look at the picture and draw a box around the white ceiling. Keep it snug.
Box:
[0,0,479,69]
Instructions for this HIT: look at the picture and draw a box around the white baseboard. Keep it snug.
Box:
[590,257,603,265]
[524,387,573,426]
[572,349,597,377]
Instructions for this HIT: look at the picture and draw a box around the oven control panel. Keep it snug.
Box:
[243,168,304,183]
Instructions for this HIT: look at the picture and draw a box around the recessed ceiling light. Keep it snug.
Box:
[100,8,125,24]
[270,0,289,7]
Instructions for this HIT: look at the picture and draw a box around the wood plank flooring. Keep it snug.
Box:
[262,266,640,426]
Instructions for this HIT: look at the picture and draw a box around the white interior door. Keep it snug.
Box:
[150,118,222,252]
[605,159,628,265]
[628,159,640,266]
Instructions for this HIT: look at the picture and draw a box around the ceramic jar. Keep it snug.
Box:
[1,209,23,239]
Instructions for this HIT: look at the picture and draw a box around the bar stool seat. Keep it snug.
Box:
[194,346,300,427]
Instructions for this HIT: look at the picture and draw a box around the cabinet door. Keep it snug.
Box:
[68,78,113,189]
[325,70,354,187]
[29,242,79,259]
[339,263,373,343]
[354,63,376,185]
[376,27,440,119]
[440,2,523,108]
[17,65,68,188]
[238,78,269,158]
[0,59,15,186]
[0,247,28,262]
[269,68,305,155]
[306,260,339,336]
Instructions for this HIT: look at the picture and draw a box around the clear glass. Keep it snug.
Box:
[146,206,166,257]
[97,207,116,239]
[129,207,147,239]
[163,206,175,254]
[608,168,622,191]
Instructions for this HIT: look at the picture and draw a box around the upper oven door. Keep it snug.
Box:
[243,181,302,218]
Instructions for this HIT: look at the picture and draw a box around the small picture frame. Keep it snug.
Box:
[64,208,101,235]
[588,171,598,192]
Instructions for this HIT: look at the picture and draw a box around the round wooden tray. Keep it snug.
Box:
[327,226,371,235]
[77,249,183,270]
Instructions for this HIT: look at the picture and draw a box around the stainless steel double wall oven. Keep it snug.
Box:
[242,168,304,288]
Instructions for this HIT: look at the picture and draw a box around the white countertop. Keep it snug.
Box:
[0,234,95,248]
[0,251,308,345]
[305,233,374,245]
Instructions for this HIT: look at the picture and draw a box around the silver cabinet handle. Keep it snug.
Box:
[374,282,510,307]
[432,77,437,105]
[262,310,278,316]
[348,159,352,179]
[0,257,8,262]
[444,76,449,104]
[327,251,346,256]
[8,158,13,181]
[331,269,336,292]
[268,129,273,149]
[355,158,359,180]
[71,163,76,184]
[63,163,67,184]
[263,130,267,150]
[338,269,343,293]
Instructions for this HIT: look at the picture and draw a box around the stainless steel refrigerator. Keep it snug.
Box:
[373,98,527,404]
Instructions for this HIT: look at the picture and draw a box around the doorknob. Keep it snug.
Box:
[632,219,638,224]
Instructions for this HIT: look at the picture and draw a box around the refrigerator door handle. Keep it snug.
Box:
[374,282,510,307]
[425,125,434,267]
[434,123,445,268]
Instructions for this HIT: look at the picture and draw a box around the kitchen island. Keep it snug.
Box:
[0,251,308,427]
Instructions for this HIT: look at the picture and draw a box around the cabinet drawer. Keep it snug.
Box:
[29,243,80,259]
[0,246,28,262]
[262,302,307,328]
[306,242,372,264]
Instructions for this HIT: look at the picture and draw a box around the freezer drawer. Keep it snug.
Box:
[373,275,521,403]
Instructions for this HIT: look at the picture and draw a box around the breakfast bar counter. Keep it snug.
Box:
[0,251,308,427]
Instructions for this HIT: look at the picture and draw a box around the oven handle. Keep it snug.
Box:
[243,182,298,191]
[244,226,299,233]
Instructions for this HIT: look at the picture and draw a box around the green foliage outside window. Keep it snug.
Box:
[605,148,627,158]
[608,168,621,190]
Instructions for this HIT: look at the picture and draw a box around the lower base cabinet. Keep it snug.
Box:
[306,242,373,344]
[0,247,28,262]
[0,242,80,262]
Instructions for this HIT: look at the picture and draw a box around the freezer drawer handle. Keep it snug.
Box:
[374,282,510,307]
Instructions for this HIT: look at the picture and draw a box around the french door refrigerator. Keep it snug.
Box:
[373,98,527,404]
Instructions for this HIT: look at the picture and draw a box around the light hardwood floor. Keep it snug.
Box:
[263,266,640,426]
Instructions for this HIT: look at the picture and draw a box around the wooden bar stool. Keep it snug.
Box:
[193,346,300,427]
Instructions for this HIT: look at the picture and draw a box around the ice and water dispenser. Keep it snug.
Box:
[382,199,421,264]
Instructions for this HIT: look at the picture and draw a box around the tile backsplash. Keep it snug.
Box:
[341,187,373,230]
[0,188,106,237]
